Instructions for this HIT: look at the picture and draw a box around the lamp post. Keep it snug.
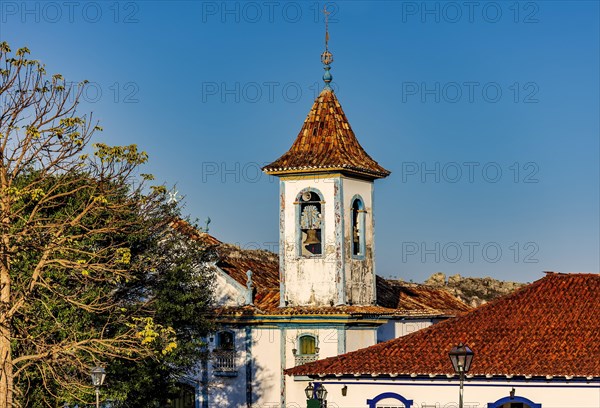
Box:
[305,382,328,408]
[90,366,106,408]
[449,343,474,408]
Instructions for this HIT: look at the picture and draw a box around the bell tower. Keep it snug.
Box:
[262,13,390,307]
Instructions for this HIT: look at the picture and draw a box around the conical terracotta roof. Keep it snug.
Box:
[262,88,390,179]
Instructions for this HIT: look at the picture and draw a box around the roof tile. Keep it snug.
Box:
[285,273,600,378]
[263,89,390,179]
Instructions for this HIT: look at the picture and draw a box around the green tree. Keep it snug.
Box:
[108,219,215,406]
[0,42,207,406]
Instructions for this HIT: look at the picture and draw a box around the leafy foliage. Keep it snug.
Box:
[0,42,214,407]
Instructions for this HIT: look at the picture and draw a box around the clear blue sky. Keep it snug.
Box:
[2,1,598,283]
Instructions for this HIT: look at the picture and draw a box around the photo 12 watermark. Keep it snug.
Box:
[0,81,141,107]
[400,161,540,184]
[1,1,140,24]
[201,81,339,104]
[400,1,540,24]
[401,241,540,264]
[401,81,539,104]
[201,1,339,24]
[201,162,277,184]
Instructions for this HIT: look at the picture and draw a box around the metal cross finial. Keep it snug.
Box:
[320,4,334,88]
[323,5,331,51]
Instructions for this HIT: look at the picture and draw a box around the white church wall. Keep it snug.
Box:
[280,176,340,306]
[346,328,377,352]
[204,328,248,408]
[280,174,380,307]
[341,177,376,305]
[394,319,433,338]
[284,377,600,408]
[213,267,246,307]
[251,327,282,406]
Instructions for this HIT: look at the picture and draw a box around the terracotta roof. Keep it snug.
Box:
[285,272,600,379]
[263,88,390,179]
[173,221,469,318]
[171,219,221,246]
[212,249,468,316]
[211,246,468,317]
[214,244,280,294]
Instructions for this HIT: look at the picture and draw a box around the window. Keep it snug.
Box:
[299,335,316,354]
[213,331,236,375]
[298,190,323,256]
[294,334,319,365]
[216,330,234,350]
[351,197,365,256]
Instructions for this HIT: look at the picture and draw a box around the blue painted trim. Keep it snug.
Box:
[279,180,286,307]
[200,343,209,408]
[488,396,542,408]
[335,177,346,305]
[295,187,326,259]
[337,327,346,355]
[245,327,252,406]
[195,382,200,408]
[350,194,366,259]
[367,392,414,408]
[280,328,286,407]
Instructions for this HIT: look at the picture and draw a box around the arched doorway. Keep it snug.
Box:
[367,392,414,408]
[487,395,542,408]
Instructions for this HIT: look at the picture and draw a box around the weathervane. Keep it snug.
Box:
[320,5,333,89]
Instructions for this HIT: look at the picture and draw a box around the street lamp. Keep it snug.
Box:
[304,382,328,408]
[449,343,474,408]
[304,382,314,399]
[90,366,106,408]
[315,383,327,405]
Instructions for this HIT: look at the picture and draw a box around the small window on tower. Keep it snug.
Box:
[352,197,365,256]
[299,190,323,256]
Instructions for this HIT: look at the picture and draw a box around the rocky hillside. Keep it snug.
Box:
[424,272,526,308]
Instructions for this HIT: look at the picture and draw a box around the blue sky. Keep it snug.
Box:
[2,1,598,283]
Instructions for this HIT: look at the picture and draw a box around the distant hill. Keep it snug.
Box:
[423,272,526,307]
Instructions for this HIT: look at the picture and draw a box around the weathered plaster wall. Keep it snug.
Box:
[280,174,376,307]
[345,328,377,352]
[342,177,376,305]
[281,175,341,306]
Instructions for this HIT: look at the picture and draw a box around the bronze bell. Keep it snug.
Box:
[353,226,360,243]
[303,229,321,245]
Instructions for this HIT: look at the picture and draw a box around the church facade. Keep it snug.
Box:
[191,36,469,408]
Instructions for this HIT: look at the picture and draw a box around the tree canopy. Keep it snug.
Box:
[0,42,214,407]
